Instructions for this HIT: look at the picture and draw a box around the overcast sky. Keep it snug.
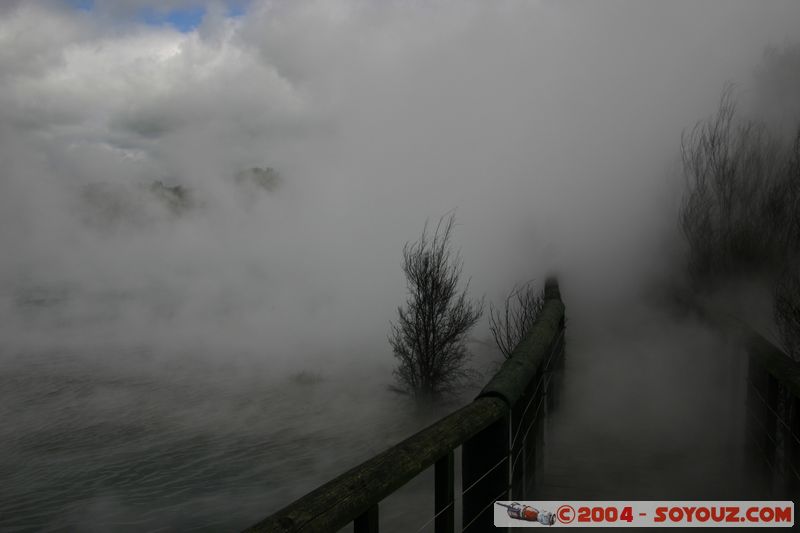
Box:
[2,0,799,374]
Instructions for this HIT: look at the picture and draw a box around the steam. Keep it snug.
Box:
[1,0,799,378]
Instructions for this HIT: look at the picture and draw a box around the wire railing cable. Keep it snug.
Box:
[746,378,800,448]
[414,500,455,533]
[745,396,800,482]
[510,381,550,476]
[462,486,512,532]
[509,329,564,450]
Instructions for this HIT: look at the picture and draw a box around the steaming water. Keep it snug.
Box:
[1,295,770,532]
[0,344,464,532]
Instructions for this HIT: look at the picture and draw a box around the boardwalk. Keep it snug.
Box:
[538,304,759,501]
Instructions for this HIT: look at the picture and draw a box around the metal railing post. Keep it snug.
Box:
[353,504,378,533]
[434,451,454,533]
[787,396,800,498]
[462,415,509,531]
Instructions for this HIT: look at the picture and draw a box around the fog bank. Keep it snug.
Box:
[1,0,799,378]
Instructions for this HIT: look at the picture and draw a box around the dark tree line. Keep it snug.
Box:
[679,45,800,359]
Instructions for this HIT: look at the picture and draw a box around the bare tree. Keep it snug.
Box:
[488,281,545,359]
[679,85,795,285]
[389,214,483,400]
[678,46,800,360]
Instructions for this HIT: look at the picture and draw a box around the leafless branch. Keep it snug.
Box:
[488,280,544,359]
[388,213,483,400]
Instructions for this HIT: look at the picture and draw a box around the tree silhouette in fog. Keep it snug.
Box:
[389,214,483,400]
[678,45,800,359]
[488,281,545,359]
[679,85,800,285]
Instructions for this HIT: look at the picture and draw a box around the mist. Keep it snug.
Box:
[2,0,799,530]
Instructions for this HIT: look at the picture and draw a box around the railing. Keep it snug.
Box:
[244,278,566,533]
[744,327,800,498]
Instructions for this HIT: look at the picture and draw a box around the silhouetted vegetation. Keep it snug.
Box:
[389,214,483,400]
[488,281,544,359]
[679,45,800,359]
[148,180,193,214]
[81,180,194,226]
[679,86,800,286]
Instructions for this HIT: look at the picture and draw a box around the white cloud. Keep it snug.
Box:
[1,0,800,369]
